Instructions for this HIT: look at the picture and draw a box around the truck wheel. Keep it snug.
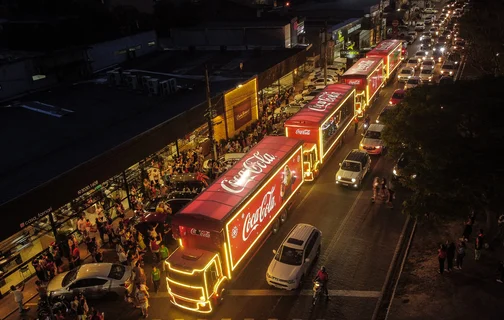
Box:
[280,210,288,224]
[272,218,280,234]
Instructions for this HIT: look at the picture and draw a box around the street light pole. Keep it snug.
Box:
[204,65,218,161]
[323,20,328,87]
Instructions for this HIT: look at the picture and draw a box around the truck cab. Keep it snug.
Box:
[302,143,320,181]
[165,247,227,314]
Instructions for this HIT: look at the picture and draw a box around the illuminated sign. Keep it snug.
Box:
[308,91,341,112]
[347,24,361,34]
[190,228,211,238]
[220,152,278,194]
[346,79,363,86]
[340,50,360,58]
[375,40,397,51]
[295,129,311,135]
[233,98,253,131]
[226,148,303,270]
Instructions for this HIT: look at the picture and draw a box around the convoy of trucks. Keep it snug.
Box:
[163,39,405,314]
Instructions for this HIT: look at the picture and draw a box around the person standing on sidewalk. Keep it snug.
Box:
[371,177,380,203]
[353,116,359,134]
[446,241,456,272]
[438,244,447,274]
[455,240,466,270]
[11,283,29,313]
[475,229,485,261]
[159,244,169,272]
[151,266,161,293]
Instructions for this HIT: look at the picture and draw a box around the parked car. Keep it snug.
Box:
[407,31,418,41]
[392,153,417,181]
[47,263,132,299]
[376,105,395,124]
[415,22,425,31]
[397,67,415,82]
[335,149,371,188]
[266,224,321,290]
[405,77,423,90]
[446,52,461,65]
[302,89,324,101]
[420,37,433,50]
[311,77,336,88]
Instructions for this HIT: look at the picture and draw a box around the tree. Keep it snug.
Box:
[459,0,504,76]
[381,77,504,238]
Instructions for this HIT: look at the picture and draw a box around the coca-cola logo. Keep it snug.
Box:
[221,152,277,194]
[375,41,396,51]
[240,186,277,241]
[354,60,376,72]
[347,79,361,85]
[307,91,341,112]
[295,129,311,135]
[236,109,250,121]
[190,228,210,238]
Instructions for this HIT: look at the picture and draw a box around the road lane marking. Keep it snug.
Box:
[151,289,380,299]
[227,289,380,298]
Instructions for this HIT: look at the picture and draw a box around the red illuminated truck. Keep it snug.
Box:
[284,84,356,181]
[165,136,304,313]
[366,39,403,80]
[340,57,385,116]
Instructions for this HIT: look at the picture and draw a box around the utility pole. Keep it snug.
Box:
[204,65,218,161]
[379,0,384,42]
[323,20,328,87]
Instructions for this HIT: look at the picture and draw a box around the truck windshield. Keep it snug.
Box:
[167,269,203,287]
[276,245,303,266]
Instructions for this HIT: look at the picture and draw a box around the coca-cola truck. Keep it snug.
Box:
[165,136,304,313]
[340,57,385,116]
[284,84,356,181]
[366,39,403,80]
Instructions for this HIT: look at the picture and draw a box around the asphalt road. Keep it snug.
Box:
[11,38,430,320]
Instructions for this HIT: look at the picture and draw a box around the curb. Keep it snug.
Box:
[371,215,411,320]
[384,219,417,319]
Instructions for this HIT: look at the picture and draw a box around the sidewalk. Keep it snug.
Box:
[0,210,136,320]
[388,218,504,320]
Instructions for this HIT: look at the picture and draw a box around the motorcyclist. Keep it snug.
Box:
[314,266,329,299]
[364,114,371,128]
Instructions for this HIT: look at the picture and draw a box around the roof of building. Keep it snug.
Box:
[0,48,304,207]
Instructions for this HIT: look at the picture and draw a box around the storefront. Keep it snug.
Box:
[256,48,307,114]
[329,18,363,68]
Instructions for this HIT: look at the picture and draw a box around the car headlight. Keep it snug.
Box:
[286,279,296,284]
[393,169,397,175]
[449,71,453,75]
[266,272,272,279]
[375,146,381,149]
[337,176,342,180]
[351,178,356,183]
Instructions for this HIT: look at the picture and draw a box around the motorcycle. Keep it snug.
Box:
[37,295,71,319]
[311,281,323,306]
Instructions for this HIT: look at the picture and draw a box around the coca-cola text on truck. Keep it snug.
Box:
[166,136,304,313]
[285,84,356,181]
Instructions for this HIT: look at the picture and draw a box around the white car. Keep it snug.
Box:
[441,62,457,76]
[266,224,322,290]
[359,123,385,155]
[408,31,418,41]
[405,77,423,89]
[406,57,420,70]
[335,149,371,188]
[419,68,434,82]
[424,8,438,14]
[429,27,439,37]
[420,60,436,70]
[311,78,335,89]
[415,22,425,31]
[397,67,415,82]
[414,50,431,61]
[47,263,132,299]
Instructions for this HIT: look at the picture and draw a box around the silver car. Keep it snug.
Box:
[47,263,132,299]
[419,69,435,82]
[397,67,415,82]
[405,77,423,89]
[406,58,420,70]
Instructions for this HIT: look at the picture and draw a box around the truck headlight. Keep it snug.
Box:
[351,178,356,183]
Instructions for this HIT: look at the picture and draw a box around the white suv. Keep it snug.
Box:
[266,224,322,290]
[360,123,386,155]
[335,149,371,188]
